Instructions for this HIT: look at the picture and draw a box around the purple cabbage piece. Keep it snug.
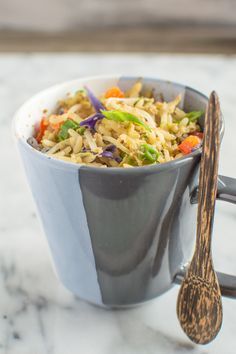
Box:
[85,86,105,113]
[81,87,106,130]
[100,144,122,163]
[115,156,122,163]
[104,144,116,153]
[101,151,115,159]
[80,113,104,130]
[81,143,121,163]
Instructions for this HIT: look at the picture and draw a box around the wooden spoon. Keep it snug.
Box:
[176,91,222,344]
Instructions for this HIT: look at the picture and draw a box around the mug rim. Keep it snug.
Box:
[13,74,225,174]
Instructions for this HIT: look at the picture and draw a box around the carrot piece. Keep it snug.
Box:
[51,121,63,132]
[105,86,125,98]
[178,141,192,155]
[36,118,48,143]
[178,135,201,155]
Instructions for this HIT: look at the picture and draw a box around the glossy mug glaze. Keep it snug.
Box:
[13,76,236,307]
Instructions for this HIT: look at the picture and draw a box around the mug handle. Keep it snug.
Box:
[174,174,236,298]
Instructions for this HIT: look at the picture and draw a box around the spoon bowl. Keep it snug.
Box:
[177,264,222,344]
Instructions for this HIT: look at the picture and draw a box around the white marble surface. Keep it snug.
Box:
[1,54,236,354]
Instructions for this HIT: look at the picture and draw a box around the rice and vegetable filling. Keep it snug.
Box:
[28,81,204,167]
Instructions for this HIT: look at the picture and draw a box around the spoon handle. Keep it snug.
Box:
[194,91,221,273]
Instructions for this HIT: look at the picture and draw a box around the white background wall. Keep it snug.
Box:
[0,0,235,32]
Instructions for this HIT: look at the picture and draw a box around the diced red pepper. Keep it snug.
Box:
[192,131,203,139]
[36,118,48,143]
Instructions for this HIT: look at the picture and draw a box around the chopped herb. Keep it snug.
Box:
[140,144,159,163]
[119,151,126,159]
[77,89,86,94]
[121,155,137,166]
[101,110,151,132]
[77,127,86,135]
[58,120,79,141]
[186,111,204,122]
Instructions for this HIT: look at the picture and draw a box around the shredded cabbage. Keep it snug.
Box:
[28,80,204,168]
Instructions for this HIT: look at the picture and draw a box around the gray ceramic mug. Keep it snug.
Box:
[13,76,236,308]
